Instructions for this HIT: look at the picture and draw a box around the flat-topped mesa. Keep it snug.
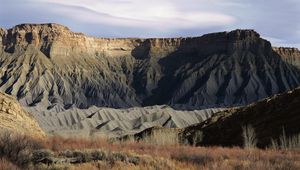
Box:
[273,47,300,68]
[174,29,269,56]
[0,23,300,111]
[273,47,300,55]
[1,23,270,60]
[1,23,88,57]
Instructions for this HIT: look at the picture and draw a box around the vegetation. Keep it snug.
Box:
[0,129,300,169]
[271,129,300,151]
[142,128,180,145]
[242,125,257,149]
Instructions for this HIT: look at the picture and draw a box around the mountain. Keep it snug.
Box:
[182,87,300,148]
[0,91,44,137]
[0,23,300,112]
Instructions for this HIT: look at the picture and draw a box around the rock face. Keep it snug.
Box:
[182,87,300,148]
[0,23,300,111]
[0,92,45,137]
[273,47,300,68]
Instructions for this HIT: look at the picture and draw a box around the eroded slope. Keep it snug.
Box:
[26,105,223,137]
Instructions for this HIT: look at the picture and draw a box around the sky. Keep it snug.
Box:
[0,0,300,48]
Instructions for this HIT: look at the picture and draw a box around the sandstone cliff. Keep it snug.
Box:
[0,92,45,137]
[273,47,300,68]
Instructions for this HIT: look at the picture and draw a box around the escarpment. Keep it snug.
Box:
[0,24,299,112]
[273,47,300,68]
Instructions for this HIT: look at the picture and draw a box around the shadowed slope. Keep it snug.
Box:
[182,87,300,148]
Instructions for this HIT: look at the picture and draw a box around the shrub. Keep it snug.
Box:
[192,131,203,146]
[128,156,140,165]
[59,150,74,158]
[242,125,257,149]
[111,152,128,162]
[0,130,43,167]
[72,150,92,163]
[91,150,106,161]
[31,149,53,164]
[270,129,300,151]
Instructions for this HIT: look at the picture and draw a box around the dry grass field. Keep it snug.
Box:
[0,130,300,170]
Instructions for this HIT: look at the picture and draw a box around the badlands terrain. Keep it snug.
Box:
[0,23,300,136]
[0,23,300,169]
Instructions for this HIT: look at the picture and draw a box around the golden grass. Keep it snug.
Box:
[40,136,300,170]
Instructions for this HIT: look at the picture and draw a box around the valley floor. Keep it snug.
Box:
[0,131,299,170]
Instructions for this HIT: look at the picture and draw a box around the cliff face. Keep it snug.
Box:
[273,47,300,68]
[0,24,299,111]
[0,91,45,137]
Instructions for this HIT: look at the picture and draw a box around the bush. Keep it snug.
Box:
[91,150,106,161]
[128,156,140,165]
[0,130,43,167]
[270,129,300,151]
[192,131,203,146]
[31,149,53,164]
[242,125,257,149]
[111,152,128,162]
[72,150,92,163]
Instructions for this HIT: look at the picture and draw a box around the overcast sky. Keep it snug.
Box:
[0,0,300,48]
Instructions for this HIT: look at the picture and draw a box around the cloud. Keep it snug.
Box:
[34,0,236,31]
[0,0,299,48]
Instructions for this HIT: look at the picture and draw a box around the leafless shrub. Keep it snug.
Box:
[280,128,288,150]
[270,129,300,151]
[192,131,203,146]
[0,130,43,167]
[242,125,257,149]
